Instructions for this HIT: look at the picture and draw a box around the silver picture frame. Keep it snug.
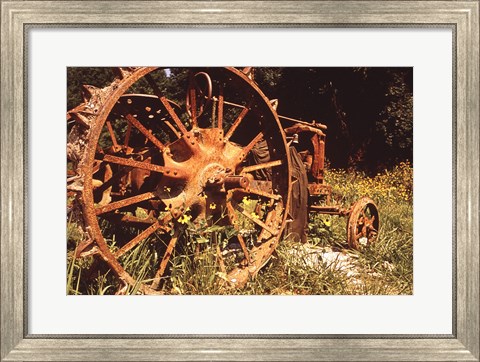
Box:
[1,1,478,360]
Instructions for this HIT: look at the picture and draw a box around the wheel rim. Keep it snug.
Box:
[68,67,291,294]
[347,197,379,249]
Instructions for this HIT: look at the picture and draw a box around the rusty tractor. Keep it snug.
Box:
[67,67,379,294]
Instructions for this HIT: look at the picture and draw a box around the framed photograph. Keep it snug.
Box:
[1,1,478,361]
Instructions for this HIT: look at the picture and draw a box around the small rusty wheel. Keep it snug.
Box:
[67,67,291,294]
[347,197,379,249]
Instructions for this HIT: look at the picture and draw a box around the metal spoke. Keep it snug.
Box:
[217,84,224,129]
[235,187,282,201]
[159,96,189,135]
[241,159,283,173]
[258,209,277,242]
[239,131,265,162]
[105,120,119,149]
[145,73,189,135]
[355,230,366,240]
[164,121,181,139]
[365,214,374,225]
[236,204,279,236]
[151,229,180,290]
[225,200,251,264]
[188,85,197,126]
[95,192,156,215]
[224,106,250,141]
[124,113,166,152]
[114,221,163,258]
[103,155,180,177]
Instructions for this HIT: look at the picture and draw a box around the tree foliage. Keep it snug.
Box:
[254,67,413,172]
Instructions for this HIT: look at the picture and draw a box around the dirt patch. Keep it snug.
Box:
[285,243,388,289]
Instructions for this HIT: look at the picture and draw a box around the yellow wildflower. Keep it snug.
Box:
[178,214,192,224]
[242,196,251,206]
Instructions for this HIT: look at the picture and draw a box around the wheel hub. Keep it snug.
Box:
[201,163,228,189]
[156,127,244,219]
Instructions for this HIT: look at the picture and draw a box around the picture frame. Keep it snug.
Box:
[1,1,478,360]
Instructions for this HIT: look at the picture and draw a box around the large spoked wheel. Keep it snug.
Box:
[67,67,291,294]
[346,197,379,249]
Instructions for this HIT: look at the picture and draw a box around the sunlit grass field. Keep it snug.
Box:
[67,162,413,295]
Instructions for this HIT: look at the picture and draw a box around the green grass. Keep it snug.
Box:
[67,162,413,295]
